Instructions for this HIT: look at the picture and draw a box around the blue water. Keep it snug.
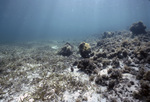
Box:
[0,0,150,42]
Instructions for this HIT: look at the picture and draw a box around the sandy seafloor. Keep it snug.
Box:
[0,30,150,102]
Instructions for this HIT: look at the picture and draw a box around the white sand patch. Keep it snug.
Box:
[51,45,58,49]
[119,61,124,68]
[99,68,109,76]
[99,49,103,52]
[65,66,89,82]
[131,67,139,71]
[63,66,107,101]
[46,72,51,77]
[63,91,81,102]
[63,90,106,102]
[6,83,35,102]
[122,73,139,92]
[27,73,41,81]
[0,55,4,58]
[4,63,43,102]
[26,63,42,67]
[83,92,100,102]
[20,63,42,72]
[122,73,136,79]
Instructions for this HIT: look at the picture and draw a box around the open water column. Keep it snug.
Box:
[0,0,149,41]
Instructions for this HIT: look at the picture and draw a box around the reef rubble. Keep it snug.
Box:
[0,21,150,102]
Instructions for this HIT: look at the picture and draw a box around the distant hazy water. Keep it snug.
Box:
[0,0,150,42]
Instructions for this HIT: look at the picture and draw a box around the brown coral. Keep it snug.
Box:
[79,42,92,58]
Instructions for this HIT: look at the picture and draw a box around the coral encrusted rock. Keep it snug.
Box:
[137,47,150,63]
[130,21,147,35]
[58,43,73,56]
[79,42,92,58]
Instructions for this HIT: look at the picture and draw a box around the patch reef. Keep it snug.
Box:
[0,21,150,102]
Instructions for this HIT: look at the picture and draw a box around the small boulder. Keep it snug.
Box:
[58,43,73,56]
[79,42,92,58]
[137,47,150,63]
[130,21,147,35]
[77,59,96,74]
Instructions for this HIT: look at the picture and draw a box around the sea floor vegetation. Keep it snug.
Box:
[0,22,150,102]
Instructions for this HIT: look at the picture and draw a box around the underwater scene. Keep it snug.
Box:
[0,0,150,102]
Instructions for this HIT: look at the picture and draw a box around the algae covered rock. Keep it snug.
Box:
[79,42,92,58]
[110,69,122,79]
[102,31,114,39]
[133,80,150,101]
[134,67,150,101]
[137,47,150,63]
[143,71,150,81]
[58,43,73,56]
[130,21,147,35]
[95,74,108,86]
[77,59,96,74]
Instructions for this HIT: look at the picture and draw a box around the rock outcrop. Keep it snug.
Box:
[79,42,92,58]
[130,21,147,35]
[58,43,73,56]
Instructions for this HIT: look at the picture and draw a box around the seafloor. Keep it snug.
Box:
[0,30,150,102]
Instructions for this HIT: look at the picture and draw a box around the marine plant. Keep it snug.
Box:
[23,72,89,101]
